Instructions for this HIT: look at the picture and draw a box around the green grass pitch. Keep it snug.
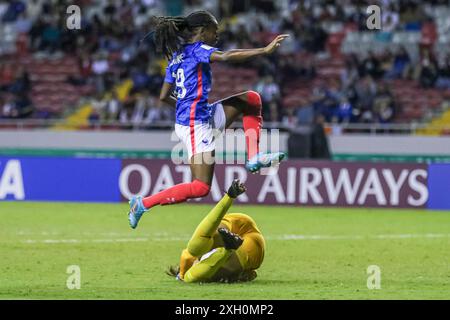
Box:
[0,202,449,300]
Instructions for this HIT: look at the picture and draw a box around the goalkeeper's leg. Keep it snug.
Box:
[186,194,234,257]
[183,248,233,283]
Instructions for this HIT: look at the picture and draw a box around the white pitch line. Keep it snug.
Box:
[23,238,149,244]
[268,234,450,241]
[20,233,450,244]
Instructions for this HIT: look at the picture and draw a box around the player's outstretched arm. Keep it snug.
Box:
[210,34,289,63]
[159,81,177,108]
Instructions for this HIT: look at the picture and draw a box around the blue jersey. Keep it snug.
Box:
[164,42,218,126]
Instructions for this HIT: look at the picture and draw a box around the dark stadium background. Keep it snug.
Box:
[0,0,449,133]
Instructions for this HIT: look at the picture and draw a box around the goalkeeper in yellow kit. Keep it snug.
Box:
[166,180,265,283]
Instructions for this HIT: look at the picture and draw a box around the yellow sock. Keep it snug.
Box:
[187,194,233,257]
[178,249,197,279]
[183,247,232,283]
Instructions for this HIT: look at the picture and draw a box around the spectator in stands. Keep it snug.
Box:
[400,1,426,31]
[131,68,151,92]
[29,16,45,51]
[144,98,173,125]
[131,91,150,126]
[373,82,395,123]
[382,4,400,32]
[415,48,439,88]
[68,52,93,86]
[296,101,315,125]
[384,46,412,79]
[281,106,298,128]
[436,54,450,90]
[354,75,377,121]
[105,91,122,122]
[146,63,165,96]
[324,78,351,123]
[300,20,328,54]
[377,101,395,124]
[0,2,8,20]
[1,0,25,23]
[0,62,15,91]
[279,53,315,86]
[255,75,281,122]
[92,52,110,93]
[0,94,17,118]
[119,95,137,128]
[310,80,340,122]
[26,0,43,23]
[134,4,150,29]
[379,50,395,76]
[341,55,359,90]
[39,19,62,55]
[335,97,353,123]
[13,93,33,118]
[90,93,107,122]
[8,67,31,95]
[14,11,32,34]
[0,92,33,119]
[360,51,383,79]
[234,23,253,48]
[2,0,443,126]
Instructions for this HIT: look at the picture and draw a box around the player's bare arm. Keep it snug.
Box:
[210,34,289,63]
[159,82,177,108]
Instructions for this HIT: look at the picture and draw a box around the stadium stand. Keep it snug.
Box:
[0,0,449,133]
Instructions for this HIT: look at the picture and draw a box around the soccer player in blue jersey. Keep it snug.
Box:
[128,11,288,228]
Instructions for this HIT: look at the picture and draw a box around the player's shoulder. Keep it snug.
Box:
[168,51,186,68]
[199,43,216,51]
[191,41,217,53]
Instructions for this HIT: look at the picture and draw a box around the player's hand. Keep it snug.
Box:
[264,34,289,55]
[227,179,247,198]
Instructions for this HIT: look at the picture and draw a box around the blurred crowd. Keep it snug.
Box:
[284,47,450,127]
[0,0,449,126]
[0,64,33,118]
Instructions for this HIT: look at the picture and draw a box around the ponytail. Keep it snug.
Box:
[152,16,189,60]
[150,11,218,60]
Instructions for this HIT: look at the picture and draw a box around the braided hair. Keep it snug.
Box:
[151,11,217,60]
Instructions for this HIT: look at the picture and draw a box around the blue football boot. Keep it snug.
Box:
[128,196,148,229]
[245,152,286,173]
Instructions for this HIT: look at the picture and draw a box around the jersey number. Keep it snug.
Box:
[175,69,187,99]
